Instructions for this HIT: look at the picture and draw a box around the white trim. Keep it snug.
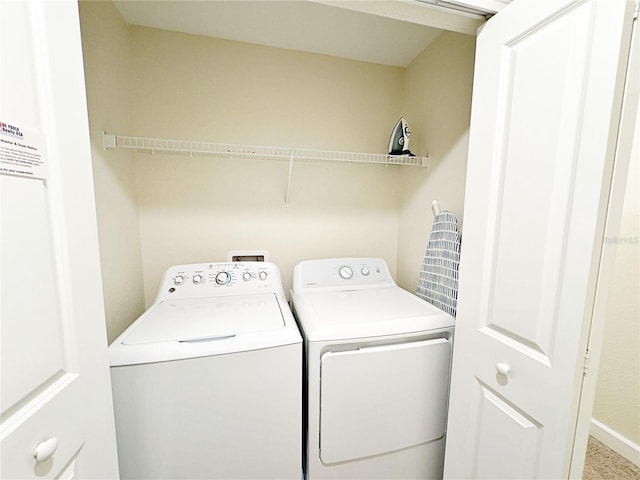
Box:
[590,418,640,467]
[569,7,640,478]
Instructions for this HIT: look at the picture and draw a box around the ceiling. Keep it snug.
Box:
[112,0,472,67]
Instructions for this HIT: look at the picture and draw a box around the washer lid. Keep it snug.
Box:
[122,293,284,345]
[292,287,454,341]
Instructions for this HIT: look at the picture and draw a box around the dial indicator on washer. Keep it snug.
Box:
[339,266,353,280]
[215,271,231,285]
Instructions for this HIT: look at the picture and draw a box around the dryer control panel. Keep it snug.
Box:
[293,258,395,291]
[155,261,284,301]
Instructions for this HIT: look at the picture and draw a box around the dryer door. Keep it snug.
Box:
[320,338,452,464]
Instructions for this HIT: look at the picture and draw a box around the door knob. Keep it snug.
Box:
[496,362,511,376]
[33,437,58,462]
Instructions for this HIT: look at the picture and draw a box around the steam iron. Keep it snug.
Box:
[388,117,414,156]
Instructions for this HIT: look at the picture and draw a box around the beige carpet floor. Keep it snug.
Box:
[583,436,640,480]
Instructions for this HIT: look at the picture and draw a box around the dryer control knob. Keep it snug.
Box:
[339,266,353,280]
[258,271,268,281]
[192,274,202,284]
[361,267,370,276]
[215,271,231,285]
[242,272,252,282]
[174,275,184,285]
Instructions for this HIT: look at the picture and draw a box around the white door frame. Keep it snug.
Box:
[569,11,640,477]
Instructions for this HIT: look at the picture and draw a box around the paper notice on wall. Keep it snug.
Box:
[0,120,48,180]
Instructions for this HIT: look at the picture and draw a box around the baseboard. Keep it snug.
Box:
[590,418,640,468]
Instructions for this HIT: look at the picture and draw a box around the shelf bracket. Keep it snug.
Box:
[102,131,117,150]
[285,150,295,206]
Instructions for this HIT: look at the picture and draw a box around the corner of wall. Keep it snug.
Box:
[395,31,476,292]
[79,0,146,343]
[592,104,640,451]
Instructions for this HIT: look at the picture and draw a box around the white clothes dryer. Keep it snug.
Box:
[290,258,455,480]
[109,262,302,480]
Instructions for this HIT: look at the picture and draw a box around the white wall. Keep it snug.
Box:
[396,31,476,292]
[129,26,406,303]
[79,1,145,343]
[593,106,640,447]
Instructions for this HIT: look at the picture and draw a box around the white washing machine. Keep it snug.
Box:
[290,258,455,480]
[109,261,302,480]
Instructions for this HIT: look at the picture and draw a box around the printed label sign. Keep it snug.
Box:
[0,120,47,180]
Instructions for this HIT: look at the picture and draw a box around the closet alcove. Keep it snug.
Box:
[78,1,638,477]
[81,0,489,337]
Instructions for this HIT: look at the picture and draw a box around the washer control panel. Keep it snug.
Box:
[294,258,395,290]
[157,261,281,301]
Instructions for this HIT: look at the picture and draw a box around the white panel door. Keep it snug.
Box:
[444,0,635,478]
[0,1,119,478]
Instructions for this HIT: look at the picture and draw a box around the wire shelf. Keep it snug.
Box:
[102,132,429,205]
[103,133,429,168]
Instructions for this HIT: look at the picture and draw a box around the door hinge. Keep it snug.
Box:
[583,348,591,375]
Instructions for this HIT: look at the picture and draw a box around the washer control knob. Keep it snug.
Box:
[339,266,353,280]
[361,267,370,276]
[242,272,252,282]
[174,275,184,285]
[192,274,202,284]
[258,271,268,281]
[215,271,231,285]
